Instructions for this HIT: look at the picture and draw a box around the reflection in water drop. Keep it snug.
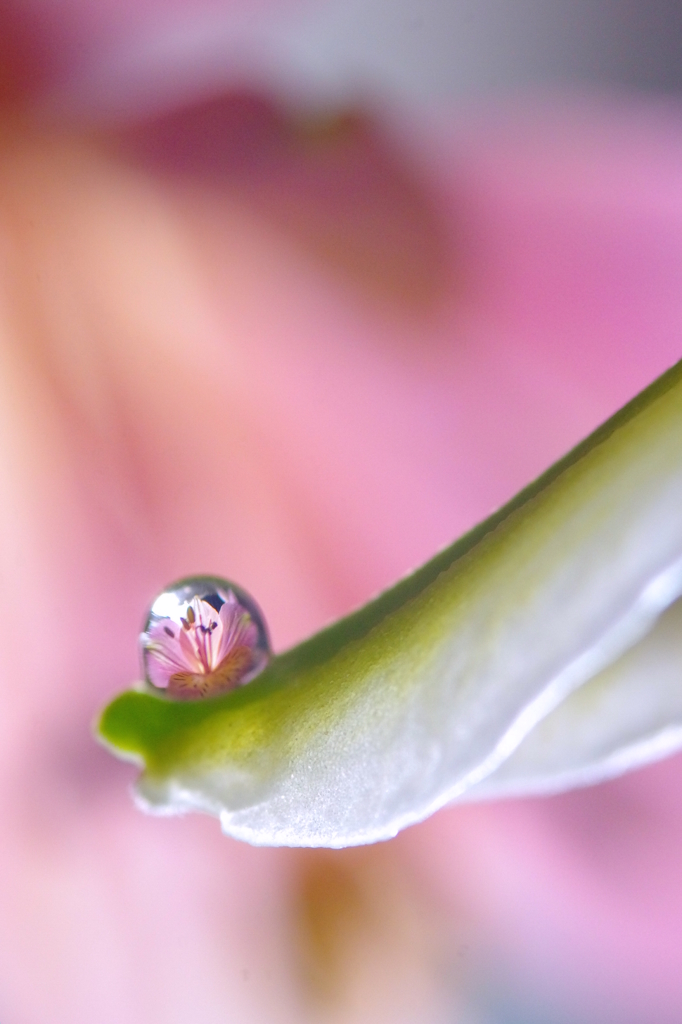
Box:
[140,576,271,699]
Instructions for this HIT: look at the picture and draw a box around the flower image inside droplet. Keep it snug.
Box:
[140,577,271,699]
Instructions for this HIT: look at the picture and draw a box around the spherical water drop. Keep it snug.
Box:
[140,576,271,699]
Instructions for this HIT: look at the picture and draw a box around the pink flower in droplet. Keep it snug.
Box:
[142,591,263,698]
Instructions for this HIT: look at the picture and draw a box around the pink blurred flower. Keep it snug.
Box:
[1,6,682,1024]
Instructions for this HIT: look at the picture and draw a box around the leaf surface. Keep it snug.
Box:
[465,593,682,800]
[99,360,682,847]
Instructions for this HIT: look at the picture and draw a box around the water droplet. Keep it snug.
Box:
[140,576,271,700]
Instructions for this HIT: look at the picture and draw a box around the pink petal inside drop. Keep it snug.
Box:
[142,589,265,696]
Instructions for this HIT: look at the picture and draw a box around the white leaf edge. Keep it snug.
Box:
[463,591,682,801]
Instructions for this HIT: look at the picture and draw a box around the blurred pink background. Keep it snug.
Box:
[1,2,682,1022]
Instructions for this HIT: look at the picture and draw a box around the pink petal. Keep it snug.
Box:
[1,85,682,1023]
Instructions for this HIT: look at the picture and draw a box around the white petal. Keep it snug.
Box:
[101,363,682,847]
[462,592,682,800]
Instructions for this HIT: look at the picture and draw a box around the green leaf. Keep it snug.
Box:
[98,360,682,847]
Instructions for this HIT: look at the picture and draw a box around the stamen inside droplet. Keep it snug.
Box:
[140,576,271,700]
